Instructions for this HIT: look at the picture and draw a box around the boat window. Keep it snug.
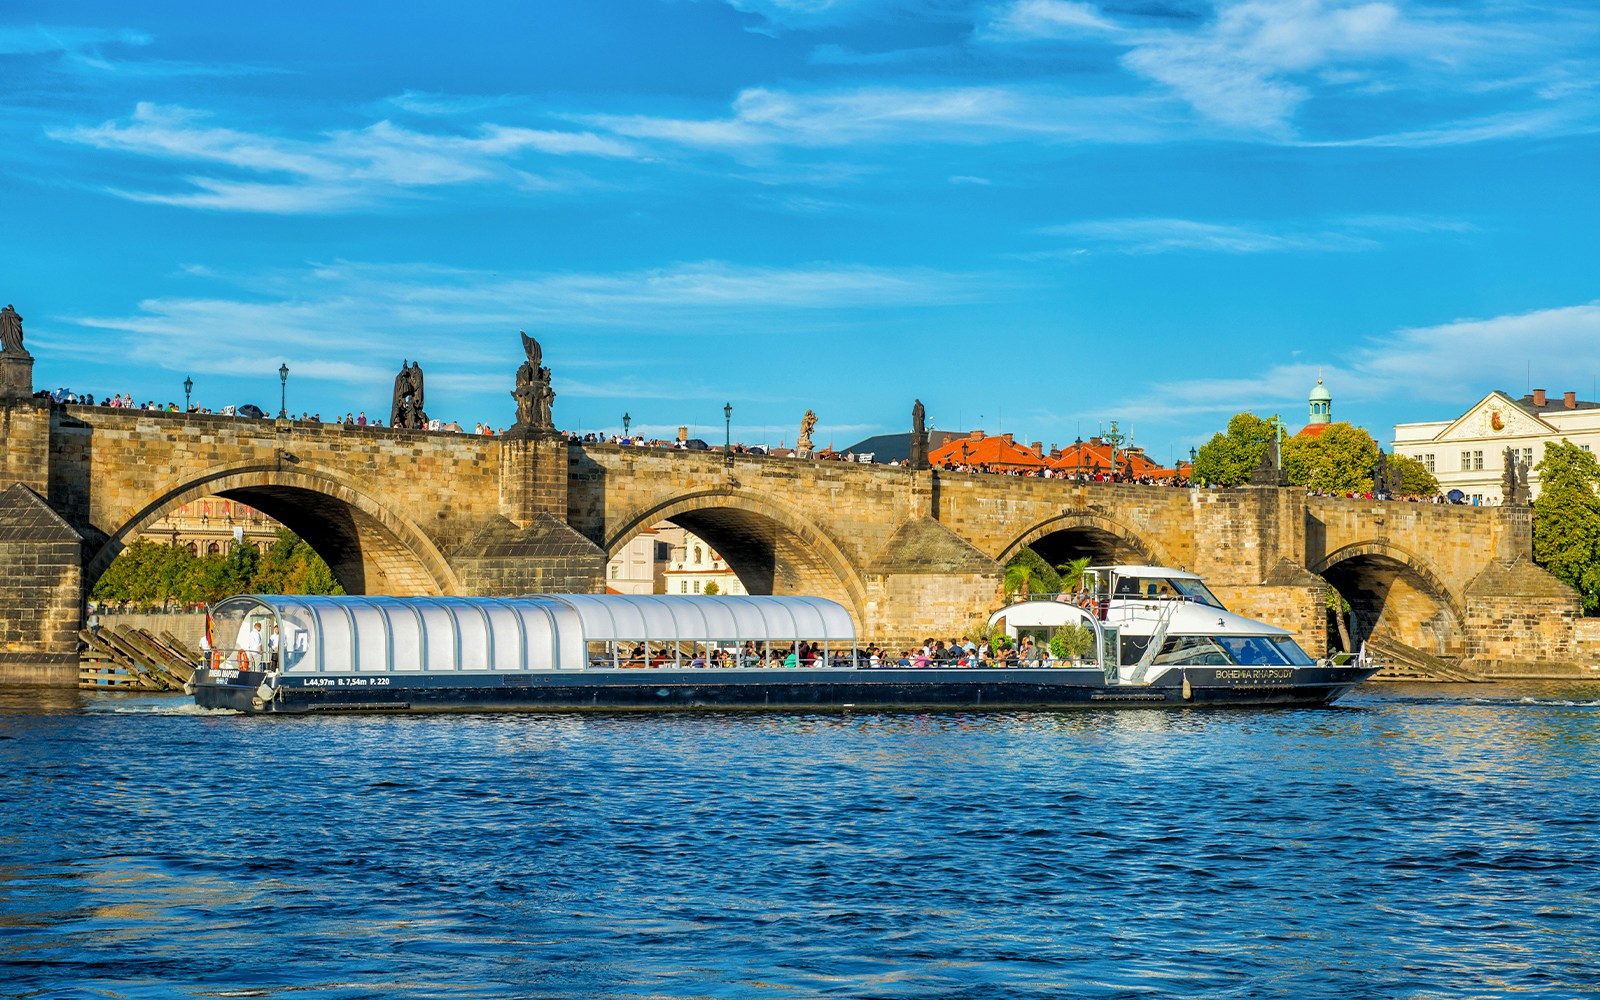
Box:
[1170,578,1224,608]
[1212,635,1314,666]
[1153,634,1313,666]
[1113,576,1141,596]
[1152,635,1231,665]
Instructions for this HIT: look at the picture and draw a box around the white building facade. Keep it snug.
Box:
[604,523,747,596]
[1392,389,1600,504]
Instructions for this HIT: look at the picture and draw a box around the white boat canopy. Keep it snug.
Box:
[209,594,856,675]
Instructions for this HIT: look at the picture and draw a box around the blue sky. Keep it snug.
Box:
[4,0,1597,463]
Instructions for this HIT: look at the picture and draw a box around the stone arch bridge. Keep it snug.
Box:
[0,403,1584,682]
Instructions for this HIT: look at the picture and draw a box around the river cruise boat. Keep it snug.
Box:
[188,566,1377,714]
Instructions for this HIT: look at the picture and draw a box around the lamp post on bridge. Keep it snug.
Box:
[278,363,289,419]
[723,402,732,455]
[183,377,193,412]
[622,412,630,440]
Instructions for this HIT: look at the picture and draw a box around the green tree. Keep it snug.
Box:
[1533,440,1600,613]
[702,581,720,596]
[1281,422,1378,494]
[1388,453,1440,497]
[1054,556,1092,593]
[1003,547,1062,600]
[1049,624,1095,661]
[1193,412,1277,486]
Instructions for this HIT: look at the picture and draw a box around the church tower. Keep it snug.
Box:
[1308,377,1332,426]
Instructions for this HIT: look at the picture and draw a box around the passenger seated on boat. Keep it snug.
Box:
[691,652,706,669]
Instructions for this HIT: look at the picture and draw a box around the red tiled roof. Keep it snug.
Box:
[1046,441,1165,477]
[929,433,1048,469]
[1296,423,1332,438]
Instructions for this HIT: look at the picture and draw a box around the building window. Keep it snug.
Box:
[1461,451,1471,471]
[610,566,619,579]
[679,581,688,594]
[1473,450,1484,471]
[1520,448,1533,466]
[693,580,701,594]
[1423,453,1435,473]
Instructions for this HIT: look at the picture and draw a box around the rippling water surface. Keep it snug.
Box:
[3,684,1600,999]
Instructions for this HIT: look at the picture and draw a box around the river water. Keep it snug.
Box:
[2,683,1599,999]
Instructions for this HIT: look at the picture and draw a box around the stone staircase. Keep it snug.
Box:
[1364,635,1481,683]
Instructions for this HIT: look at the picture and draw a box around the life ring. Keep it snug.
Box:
[210,649,222,670]
[1078,595,1095,610]
[237,650,250,670]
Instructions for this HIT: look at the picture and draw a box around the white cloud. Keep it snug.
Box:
[69,258,983,367]
[981,0,1120,41]
[1116,302,1600,430]
[585,84,1173,151]
[48,103,637,213]
[0,25,150,55]
[1041,215,1470,254]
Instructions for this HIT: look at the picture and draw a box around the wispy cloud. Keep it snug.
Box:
[0,25,150,56]
[48,103,637,213]
[1113,302,1600,431]
[69,257,985,367]
[584,84,1175,151]
[979,0,1598,140]
[1042,215,1471,254]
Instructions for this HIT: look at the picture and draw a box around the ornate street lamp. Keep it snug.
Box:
[622,412,631,438]
[183,377,193,412]
[278,363,289,419]
[723,402,732,454]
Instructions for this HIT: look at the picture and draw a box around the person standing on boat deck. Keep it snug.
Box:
[268,626,281,669]
[242,622,264,669]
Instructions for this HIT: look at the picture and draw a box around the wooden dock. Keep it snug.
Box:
[79,626,200,691]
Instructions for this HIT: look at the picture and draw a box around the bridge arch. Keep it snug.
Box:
[86,461,460,597]
[1310,542,1465,659]
[605,488,868,625]
[998,509,1178,571]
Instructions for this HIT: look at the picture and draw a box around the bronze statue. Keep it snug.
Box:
[0,304,24,355]
[512,331,555,431]
[909,399,929,470]
[390,360,427,429]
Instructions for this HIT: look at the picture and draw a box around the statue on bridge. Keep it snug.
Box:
[797,409,817,457]
[1503,448,1532,506]
[512,330,556,433]
[910,399,929,470]
[390,360,427,430]
[0,304,24,356]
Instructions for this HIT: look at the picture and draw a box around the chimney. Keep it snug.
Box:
[1002,433,1014,445]
[1533,389,1547,407]
[1565,391,1577,409]
[1090,436,1103,447]
[968,429,984,441]
[1031,441,1043,454]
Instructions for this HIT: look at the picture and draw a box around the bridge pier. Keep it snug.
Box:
[451,430,604,595]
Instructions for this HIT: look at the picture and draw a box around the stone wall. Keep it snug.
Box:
[0,484,83,685]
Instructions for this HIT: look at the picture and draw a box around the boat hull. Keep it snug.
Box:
[190,664,1378,714]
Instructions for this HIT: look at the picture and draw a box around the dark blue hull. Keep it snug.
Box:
[191,664,1377,714]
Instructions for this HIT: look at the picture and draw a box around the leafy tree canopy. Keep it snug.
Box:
[1388,453,1440,497]
[1004,547,1062,599]
[1533,440,1600,613]
[1281,422,1378,494]
[1193,412,1277,486]
[92,528,345,610]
